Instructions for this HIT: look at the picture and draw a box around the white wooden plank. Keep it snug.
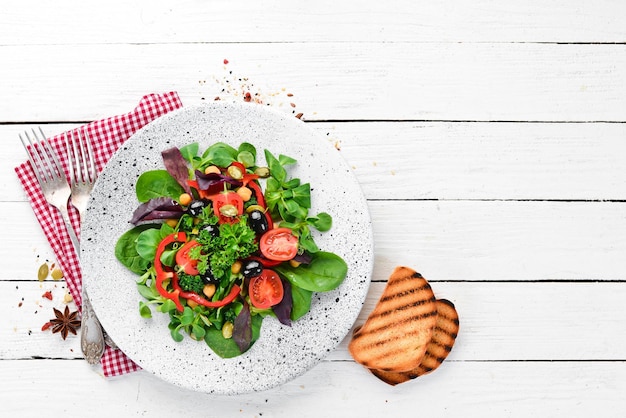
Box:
[0,202,59,279]
[2,43,626,122]
[4,280,626,362]
[3,200,626,281]
[329,121,626,201]
[2,0,626,44]
[6,122,626,202]
[1,359,625,417]
[369,200,626,282]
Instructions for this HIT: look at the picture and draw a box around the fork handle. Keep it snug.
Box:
[57,203,80,254]
[61,206,108,364]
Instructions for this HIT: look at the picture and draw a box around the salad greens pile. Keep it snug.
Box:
[114,141,347,358]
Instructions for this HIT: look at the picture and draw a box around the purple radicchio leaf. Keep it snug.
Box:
[293,252,312,265]
[195,170,242,195]
[272,277,292,327]
[233,300,253,353]
[161,147,192,195]
[130,197,184,224]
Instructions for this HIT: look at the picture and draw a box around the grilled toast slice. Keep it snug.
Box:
[371,298,459,385]
[348,266,438,372]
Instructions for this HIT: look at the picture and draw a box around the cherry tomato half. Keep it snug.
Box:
[212,191,244,223]
[175,239,201,275]
[248,269,284,309]
[259,228,298,261]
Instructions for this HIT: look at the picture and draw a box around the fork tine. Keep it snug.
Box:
[19,132,45,186]
[35,127,66,182]
[65,131,76,186]
[82,129,97,182]
[25,129,57,183]
[76,130,90,183]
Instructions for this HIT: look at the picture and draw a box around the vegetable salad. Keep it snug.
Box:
[114,142,347,358]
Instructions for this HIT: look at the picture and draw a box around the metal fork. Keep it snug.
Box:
[20,128,79,251]
[65,129,97,219]
[65,129,107,364]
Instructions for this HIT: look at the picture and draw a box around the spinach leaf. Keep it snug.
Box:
[139,301,153,318]
[114,224,155,274]
[136,170,185,202]
[137,282,158,300]
[237,142,257,167]
[204,314,263,358]
[290,284,312,321]
[135,228,163,261]
[179,142,199,163]
[290,183,311,208]
[307,212,332,232]
[276,251,348,292]
[201,142,238,167]
[278,154,297,167]
[264,150,286,183]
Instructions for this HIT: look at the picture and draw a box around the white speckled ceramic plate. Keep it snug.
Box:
[81,102,373,394]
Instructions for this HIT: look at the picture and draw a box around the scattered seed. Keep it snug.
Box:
[42,291,53,300]
[63,293,73,304]
[37,263,49,281]
[51,268,63,281]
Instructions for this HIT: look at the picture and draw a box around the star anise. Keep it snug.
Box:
[49,306,81,340]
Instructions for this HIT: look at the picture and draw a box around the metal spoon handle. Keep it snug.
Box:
[80,294,106,364]
[72,238,106,365]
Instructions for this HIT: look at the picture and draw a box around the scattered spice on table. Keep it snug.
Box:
[206,59,305,119]
[48,306,80,340]
[51,267,63,281]
[37,263,49,281]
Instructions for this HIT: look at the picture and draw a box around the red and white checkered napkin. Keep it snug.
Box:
[15,92,183,377]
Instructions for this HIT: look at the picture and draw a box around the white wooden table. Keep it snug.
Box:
[3,1,626,416]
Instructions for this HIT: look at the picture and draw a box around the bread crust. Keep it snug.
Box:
[348,266,438,372]
[370,298,460,385]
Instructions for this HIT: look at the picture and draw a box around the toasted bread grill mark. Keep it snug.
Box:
[378,273,425,294]
[360,277,436,330]
[348,268,438,372]
[351,310,437,342]
[369,298,460,385]
[379,282,433,303]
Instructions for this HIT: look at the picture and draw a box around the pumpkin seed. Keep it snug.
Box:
[51,268,64,281]
[37,263,49,281]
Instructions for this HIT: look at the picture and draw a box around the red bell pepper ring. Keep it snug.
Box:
[247,255,282,268]
[183,284,241,309]
[154,232,187,312]
[247,181,265,208]
[172,272,242,308]
[187,179,212,199]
